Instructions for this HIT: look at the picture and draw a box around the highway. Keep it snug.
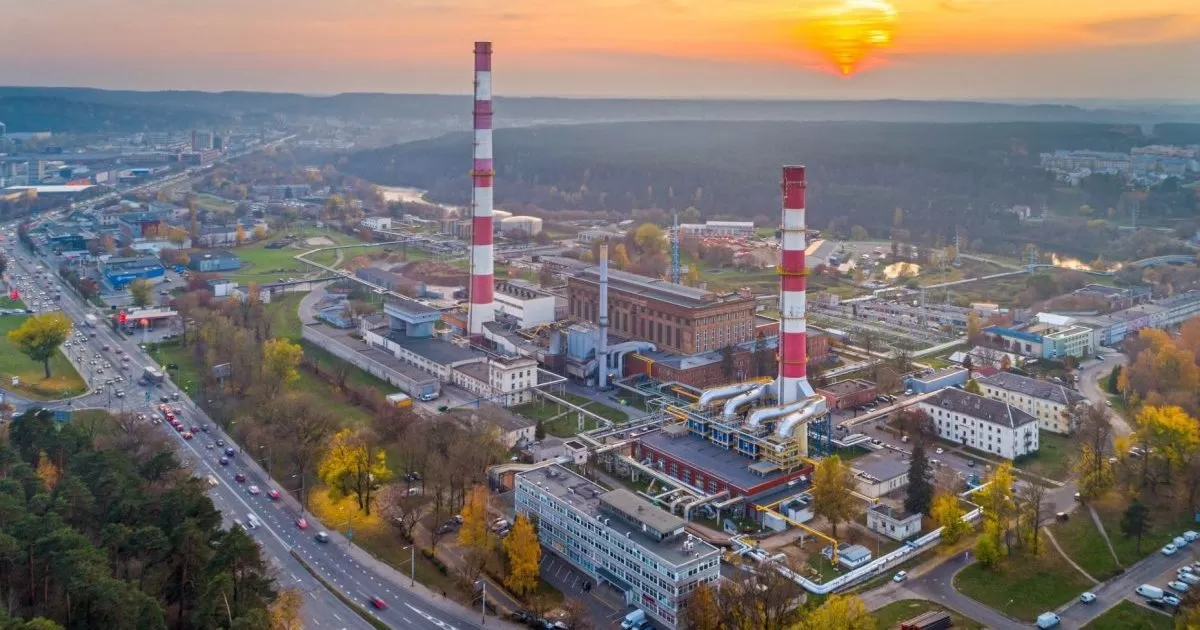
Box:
[6,235,496,630]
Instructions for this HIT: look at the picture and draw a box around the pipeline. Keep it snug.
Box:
[698,381,761,409]
[722,383,773,422]
[746,398,815,431]
[775,397,828,440]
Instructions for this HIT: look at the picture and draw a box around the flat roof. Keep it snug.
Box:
[639,430,793,492]
[913,367,968,384]
[384,295,439,316]
[518,465,719,567]
[599,488,687,535]
[819,379,876,397]
[398,337,484,366]
[854,451,909,483]
[455,361,490,382]
[4,185,94,193]
[312,324,438,385]
[572,267,752,310]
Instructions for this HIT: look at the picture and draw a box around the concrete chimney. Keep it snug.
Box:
[597,239,610,390]
[467,41,496,336]
[778,166,813,404]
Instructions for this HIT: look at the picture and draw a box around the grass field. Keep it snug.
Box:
[222,228,364,284]
[0,316,87,400]
[954,554,1094,622]
[0,296,26,309]
[1015,432,1074,481]
[195,193,237,213]
[1093,494,1195,566]
[872,599,984,630]
[1082,600,1174,630]
[1049,508,1123,580]
[512,392,630,437]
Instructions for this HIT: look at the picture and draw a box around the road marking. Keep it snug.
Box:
[404,603,459,630]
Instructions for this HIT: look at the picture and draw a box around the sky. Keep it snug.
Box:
[2,0,1199,100]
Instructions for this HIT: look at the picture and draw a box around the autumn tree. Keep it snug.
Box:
[1015,481,1048,556]
[458,485,491,555]
[253,225,267,241]
[128,278,154,307]
[632,223,666,255]
[1075,404,1114,499]
[801,594,875,630]
[317,428,392,514]
[261,338,303,396]
[850,225,868,240]
[680,582,721,630]
[502,514,541,596]
[377,484,429,543]
[7,312,71,378]
[611,243,631,270]
[1121,497,1151,554]
[268,588,304,630]
[811,456,857,537]
[963,378,982,394]
[932,490,970,543]
[35,450,60,489]
[974,462,1015,566]
[235,225,247,245]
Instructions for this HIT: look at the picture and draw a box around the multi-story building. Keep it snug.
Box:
[494,280,556,328]
[985,313,1095,360]
[1077,291,1200,347]
[360,216,393,231]
[251,184,312,200]
[977,372,1085,435]
[361,296,486,384]
[191,130,215,152]
[918,388,1039,460]
[567,268,757,355]
[515,465,721,629]
[451,356,538,406]
[677,221,756,238]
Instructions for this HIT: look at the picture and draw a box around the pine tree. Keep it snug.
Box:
[1121,498,1151,555]
[904,444,933,516]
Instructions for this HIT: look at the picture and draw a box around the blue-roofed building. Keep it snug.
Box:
[100,255,165,289]
[189,250,242,273]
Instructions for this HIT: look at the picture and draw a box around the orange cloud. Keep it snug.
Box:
[800,0,899,76]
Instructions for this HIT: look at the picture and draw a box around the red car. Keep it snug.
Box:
[267,489,281,500]
[182,432,194,440]
[369,597,387,610]
[295,518,309,530]
[234,473,246,483]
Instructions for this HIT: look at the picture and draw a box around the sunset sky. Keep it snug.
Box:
[3,0,1199,100]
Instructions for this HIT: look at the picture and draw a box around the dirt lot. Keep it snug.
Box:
[395,260,469,285]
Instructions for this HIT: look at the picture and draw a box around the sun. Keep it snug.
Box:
[802,0,898,76]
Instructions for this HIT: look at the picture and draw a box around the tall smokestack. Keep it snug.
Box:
[468,41,496,336]
[597,239,610,390]
[778,166,813,405]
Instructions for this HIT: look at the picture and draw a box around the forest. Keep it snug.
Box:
[0,97,229,134]
[346,121,1200,259]
[0,409,283,630]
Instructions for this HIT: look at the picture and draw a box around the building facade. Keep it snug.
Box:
[494,281,556,328]
[816,379,879,410]
[918,388,1039,460]
[977,372,1085,435]
[515,465,721,630]
[677,221,755,238]
[568,268,757,355]
[867,504,921,541]
[451,357,538,406]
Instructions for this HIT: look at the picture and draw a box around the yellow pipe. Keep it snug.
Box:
[753,503,840,565]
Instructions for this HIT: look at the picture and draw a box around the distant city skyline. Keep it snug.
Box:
[3,0,1199,100]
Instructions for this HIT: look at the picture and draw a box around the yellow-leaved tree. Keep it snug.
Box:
[129,278,154,307]
[802,594,875,630]
[235,225,247,245]
[459,485,491,555]
[612,243,631,270]
[317,428,391,515]
[931,490,970,543]
[7,312,72,378]
[262,338,303,396]
[268,587,304,630]
[253,225,267,241]
[502,514,541,596]
[811,456,857,537]
[36,451,60,490]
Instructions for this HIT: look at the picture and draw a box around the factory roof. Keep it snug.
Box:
[639,430,792,492]
[384,295,439,316]
[398,337,484,366]
[912,367,968,384]
[572,267,751,309]
[454,361,490,383]
[818,379,876,397]
[4,185,94,194]
[853,451,909,483]
[518,465,717,567]
[923,388,1038,429]
[870,503,919,522]
[495,280,552,301]
[978,372,1085,407]
[195,250,241,262]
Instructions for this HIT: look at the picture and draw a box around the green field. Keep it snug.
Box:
[194,193,237,213]
[1082,601,1173,630]
[1049,508,1123,580]
[1015,432,1074,481]
[954,555,1094,622]
[872,600,984,630]
[0,316,87,400]
[221,228,364,284]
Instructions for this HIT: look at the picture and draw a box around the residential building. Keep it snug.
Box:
[977,372,1085,435]
[867,504,921,541]
[515,465,721,629]
[816,379,879,410]
[494,280,556,328]
[919,388,1039,460]
[189,250,242,273]
[853,451,909,498]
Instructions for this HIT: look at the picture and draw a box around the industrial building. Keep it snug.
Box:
[677,220,756,238]
[816,379,879,410]
[361,296,486,383]
[852,451,909,498]
[1076,291,1200,347]
[919,388,1039,460]
[493,280,556,328]
[101,256,165,289]
[452,356,539,406]
[189,250,242,273]
[867,504,922,541]
[499,215,543,236]
[360,216,393,231]
[515,465,721,630]
[977,372,1085,435]
[906,367,968,394]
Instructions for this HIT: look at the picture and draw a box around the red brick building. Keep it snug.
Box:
[816,379,879,410]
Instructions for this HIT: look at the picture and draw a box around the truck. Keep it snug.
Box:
[386,393,413,409]
[142,367,165,385]
[84,314,98,328]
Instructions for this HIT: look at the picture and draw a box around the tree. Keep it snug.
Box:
[235,225,247,245]
[261,338,303,395]
[963,378,982,394]
[612,243,631,270]
[377,484,429,542]
[1120,498,1151,555]
[502,514,541,596]
[802,594,875,630]
[1015,481,1048,556]
[850,225,868,241]
[458,485,491,554]
[128,279,154,307]
[633,223,666,255]
[685,267,700,287]
[268,588,304,630]
[317,429,392,514]
[932,490,970,543]
[35,450,60,489]
[1106,365,1121,394]
[680,582,721,630]
[7,312,71,378]
[974,521,1004,568]
[811,456,856,537]
[253,225,267,241]
[905,444,933,516]
[167,227,188,247]
[1075,404,1114,499]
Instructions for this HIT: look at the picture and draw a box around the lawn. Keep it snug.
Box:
[195,193,237,213]
[954,554,1095,622]
[872,600,984,630]
[0,316,87,400]
[266,294,305,342]
[0,296,26,309]
[222,228,364,284]
[1082,600,1174,630]
[1049,508,1122,580]
[1015,432,1074,481]
[1093,494,1196,566]
[512,392,630,437]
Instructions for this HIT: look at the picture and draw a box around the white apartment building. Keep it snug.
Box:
[451,356,538,406]
[919,388,1039,460]
[978,372,1085,435]
[516,465,721,630]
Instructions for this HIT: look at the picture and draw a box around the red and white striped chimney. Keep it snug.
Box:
[468,41,495,336]
[778,165,813,404]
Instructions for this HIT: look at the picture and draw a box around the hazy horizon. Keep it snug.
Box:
[4,0,1200,100]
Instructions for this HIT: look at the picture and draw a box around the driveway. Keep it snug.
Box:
[538,554,630,626]
[904,554,1025,630]
[1077,353,1130,436]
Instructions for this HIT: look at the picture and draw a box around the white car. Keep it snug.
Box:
[1185,531,1199,542]
[1164,594,1182,607]
[935,448,944,455]
[247,485,261,495]
[1178,572,1200,585]
[1162,543,1178,556]
[1168,581,1189,593]
[1079,592,1096,604]
[893,571,907,583]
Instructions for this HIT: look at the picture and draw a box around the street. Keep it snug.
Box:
[6,235,502,630]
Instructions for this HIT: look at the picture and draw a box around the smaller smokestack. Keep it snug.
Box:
[598,239,610,390]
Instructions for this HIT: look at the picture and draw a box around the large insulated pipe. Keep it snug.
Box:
[598,239,609,390]
[775,399,823,440]
[723,383,772,422]
[746,398,812,431]
[698,382,760,409]
[778,165,813,404]
[467,41,496,336]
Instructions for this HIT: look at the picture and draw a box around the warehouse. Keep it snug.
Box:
[101,256,165,289]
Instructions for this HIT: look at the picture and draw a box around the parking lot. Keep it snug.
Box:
[1057,535,1200,626]
[537,555,632,627]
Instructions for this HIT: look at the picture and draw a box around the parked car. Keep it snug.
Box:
[893,571,907,583]
[1163,543,1179,556]
[1168,581,1189,593]
[1079,592,1096,604]
[1178,572,1200,586]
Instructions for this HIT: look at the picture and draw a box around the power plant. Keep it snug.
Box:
[468,41,496,336]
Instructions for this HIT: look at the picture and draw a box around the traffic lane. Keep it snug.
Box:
[1057,545,1198,626]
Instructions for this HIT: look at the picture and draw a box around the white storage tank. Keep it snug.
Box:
[500,215,543,236]
[492,209,513,221]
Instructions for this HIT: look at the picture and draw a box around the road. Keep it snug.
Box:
[1056,542,1196,627]
[1076,353,1131,436]
[9,233,501,630]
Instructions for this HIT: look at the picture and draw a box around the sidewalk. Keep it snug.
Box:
[410,521,528,620]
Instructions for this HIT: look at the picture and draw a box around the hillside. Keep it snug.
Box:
[0,95,230,133]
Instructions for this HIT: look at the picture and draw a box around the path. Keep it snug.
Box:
[1044,527,1100,584]
[1089,505,1123,569]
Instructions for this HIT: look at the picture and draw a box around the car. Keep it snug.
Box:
[1079,592,1096,604]
[1164,595,1182,607]
[369,597,387,610]
[1185,531,1199,542]
[1147,598,1168,609]
[267,489,281,500]
[182,432,193,440]
[199,425,209,433]
[967,459,976,468]
[206,442,215,450]
[935,447,944,454]
[234,473,246,483]
[296,518,309,530]
[247,485,261,495]
[1178,572,1200,585]
[1175,536,1189,548]
[314,531,330,543]
[1181,566,1195,575]
[160,395,170,403]
[1163,543,1178,556]
[225,447,236,457]
[893,571,907,583]
[191,425,199,433]
[216,440,225,447]
[1168,581,1189,593]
